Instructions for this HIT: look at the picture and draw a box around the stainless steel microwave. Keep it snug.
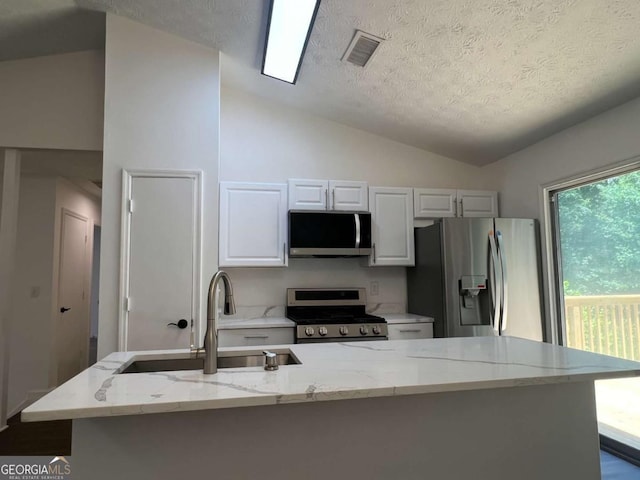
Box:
[288,211,372,257]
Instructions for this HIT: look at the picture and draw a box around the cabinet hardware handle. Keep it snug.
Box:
[332,189,335,209]
[399,329,421,333]
[372,243,376,264]
[325,189,329,210]
[244,335,269,339]
[283,242,286,261]
[459,198,463,217]
[454,198,457,217]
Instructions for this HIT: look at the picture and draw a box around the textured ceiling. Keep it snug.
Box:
[3,1,640,164]
[217,0,640,165]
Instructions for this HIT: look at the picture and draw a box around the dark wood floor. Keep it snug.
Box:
[0,412,71,456]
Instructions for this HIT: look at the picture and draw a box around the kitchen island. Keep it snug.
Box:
[23,337,640,479]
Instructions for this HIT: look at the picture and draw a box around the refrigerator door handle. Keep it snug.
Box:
[496,231,508,333]
[488,231,501,333]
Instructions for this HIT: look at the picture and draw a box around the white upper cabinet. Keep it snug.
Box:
[328,180,368,211]
[414,188,498,218]
[219,182,288,267]
[289,179,368,211]
[457,190,498,217]
[414,188,457,218]
[369,187,415,266]
[288,179,328,211]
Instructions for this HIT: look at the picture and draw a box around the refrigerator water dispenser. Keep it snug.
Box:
[458,275,490,326]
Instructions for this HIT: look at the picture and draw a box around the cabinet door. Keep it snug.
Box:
[387,323,434,340]
[457,190,498,217]
[219,182,288,267]
[218,328,294,347]
[288,179,328,210]
[413,188,457,218]
[329,180,368,211]
[369,187,414,266]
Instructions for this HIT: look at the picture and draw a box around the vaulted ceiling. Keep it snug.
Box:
[3,1,640,165]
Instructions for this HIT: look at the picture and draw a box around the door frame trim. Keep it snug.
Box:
[119,169,203,352]
[539,154,640,345]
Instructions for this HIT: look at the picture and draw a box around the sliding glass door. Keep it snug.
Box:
[551,168,640,455]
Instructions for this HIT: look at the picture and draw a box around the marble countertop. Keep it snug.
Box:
[22,337,640,422]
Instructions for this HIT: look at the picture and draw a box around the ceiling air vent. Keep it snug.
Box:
[342,30,384,67]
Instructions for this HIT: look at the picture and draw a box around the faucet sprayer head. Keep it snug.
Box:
[224,293,236,315]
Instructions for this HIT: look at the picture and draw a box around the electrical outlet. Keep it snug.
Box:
[370,281,379,296]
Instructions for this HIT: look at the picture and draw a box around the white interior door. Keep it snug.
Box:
[124,173,200,351]
[56,209,89,384]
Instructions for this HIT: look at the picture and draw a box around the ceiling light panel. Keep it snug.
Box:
[262,0,321,84]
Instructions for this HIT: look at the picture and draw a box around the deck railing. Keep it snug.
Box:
[564,295,640,361]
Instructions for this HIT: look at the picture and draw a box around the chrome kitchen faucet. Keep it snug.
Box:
[193,270,236,374]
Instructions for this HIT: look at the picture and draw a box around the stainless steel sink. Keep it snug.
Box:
[118,351,300,374]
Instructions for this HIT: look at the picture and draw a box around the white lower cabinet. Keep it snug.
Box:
[218,327,294,347]
[387,323,434,340]
[369,187,415,266]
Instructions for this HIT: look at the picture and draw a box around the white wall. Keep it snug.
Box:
[486,96,640,219]
[8,176,101,415]
[220,87,494,311]
[0,51,104,151]
[485,95,640,341]
[0,150,20,429]
[8,177,56,415]
[221,87,492,188]
[99,15,220,357]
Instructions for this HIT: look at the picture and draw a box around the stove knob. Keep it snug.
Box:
[360,326,369,335]
[339,326,349,336]
[318,327,328,336]
[305,327,315,337]
[372,326,381,335]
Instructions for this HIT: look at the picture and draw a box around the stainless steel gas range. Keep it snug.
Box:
[285,288,388,343]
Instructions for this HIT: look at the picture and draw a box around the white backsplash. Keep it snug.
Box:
[366,302,406,314]
[224,305,286,320]
[223,257,407,317]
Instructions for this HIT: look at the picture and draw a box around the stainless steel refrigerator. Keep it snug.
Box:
[407,218,544,341]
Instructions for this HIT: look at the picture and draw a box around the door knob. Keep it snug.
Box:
[167,319,189,329]
[60,307,71,313]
